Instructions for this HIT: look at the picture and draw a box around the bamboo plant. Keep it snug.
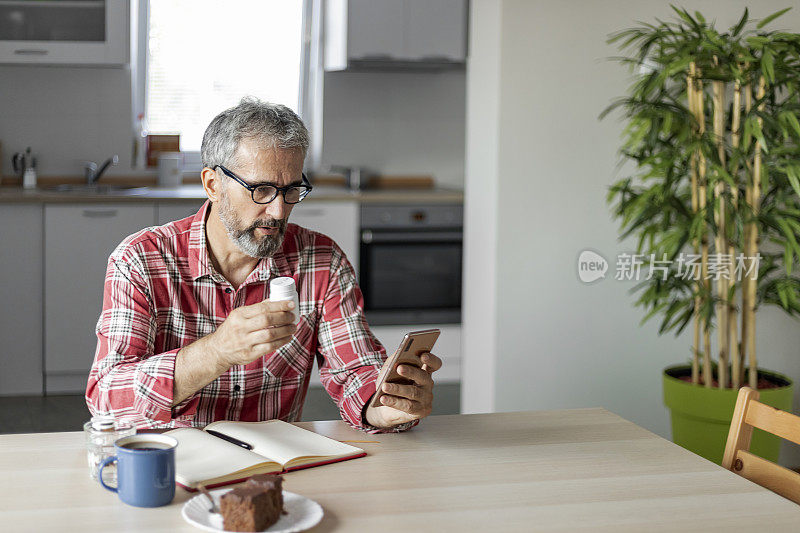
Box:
[602,7,800,389]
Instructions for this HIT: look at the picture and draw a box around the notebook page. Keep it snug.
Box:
[165,427,279,486]
[205,420,363,467]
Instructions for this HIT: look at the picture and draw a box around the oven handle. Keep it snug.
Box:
[361,230,463,244]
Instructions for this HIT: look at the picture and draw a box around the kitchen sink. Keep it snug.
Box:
[47,184,150,195]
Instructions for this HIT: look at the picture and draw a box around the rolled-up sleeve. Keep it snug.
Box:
[316,245,417,434]
[85,256,198,428]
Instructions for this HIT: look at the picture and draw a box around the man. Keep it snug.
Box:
[86,97,441,433]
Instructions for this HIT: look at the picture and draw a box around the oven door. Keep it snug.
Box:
[360,229,462,325]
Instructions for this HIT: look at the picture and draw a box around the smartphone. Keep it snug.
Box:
[369,329,440,410]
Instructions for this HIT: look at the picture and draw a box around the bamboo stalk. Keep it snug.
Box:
[746,76,766,389]
[688,63,701,385]
[740,77,753,390]
[713,71,729,389]
[729,77,743,389]
[695,68,712,388]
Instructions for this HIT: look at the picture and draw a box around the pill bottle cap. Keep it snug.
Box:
[270,277,297,299]
[90,415,115,432]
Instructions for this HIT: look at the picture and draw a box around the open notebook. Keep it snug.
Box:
[165,420,366,490]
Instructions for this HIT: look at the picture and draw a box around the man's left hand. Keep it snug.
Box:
[365,352,442,429]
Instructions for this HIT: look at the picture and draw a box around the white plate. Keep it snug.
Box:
[182,488,323,533]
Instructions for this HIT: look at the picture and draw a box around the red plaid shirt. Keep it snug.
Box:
[86,200,410,433]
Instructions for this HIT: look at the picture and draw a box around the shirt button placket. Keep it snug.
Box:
[231,372,243,418]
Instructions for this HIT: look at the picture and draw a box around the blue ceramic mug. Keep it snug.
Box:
[98,433,178,508]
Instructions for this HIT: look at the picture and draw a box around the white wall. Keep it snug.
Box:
[463,0,800,465]
[0,66,467,189]
[321,70,466,188]
[0,65,135,178]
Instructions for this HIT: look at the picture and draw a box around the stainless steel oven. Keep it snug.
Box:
[359,204,463,325]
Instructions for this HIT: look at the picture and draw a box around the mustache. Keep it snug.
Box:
[245,218,287,233]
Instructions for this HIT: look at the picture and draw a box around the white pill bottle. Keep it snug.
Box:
[269,277,300,324]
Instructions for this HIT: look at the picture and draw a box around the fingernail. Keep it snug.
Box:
[287,301,295,310]
[382,384,391,392]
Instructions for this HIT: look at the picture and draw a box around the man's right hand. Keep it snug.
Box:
[209,299,297,371]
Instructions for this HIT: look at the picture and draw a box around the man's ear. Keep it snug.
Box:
[201,167,222,202]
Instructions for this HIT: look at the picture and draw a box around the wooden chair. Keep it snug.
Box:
[722,386,800,504]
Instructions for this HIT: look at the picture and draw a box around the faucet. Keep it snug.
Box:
[84,155,119,185]
[329,165,371,191]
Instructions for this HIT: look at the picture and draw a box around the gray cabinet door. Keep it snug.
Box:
[347,0,405,60]
[331,0,467,64]
[404,0,467,61]
[0,204,43,395]
[44,204,155,393]
[289,201,359,273]
[0,0,129,66]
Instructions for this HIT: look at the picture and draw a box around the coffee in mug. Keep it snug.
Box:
[98,434,178,508]
[120,441,172,451]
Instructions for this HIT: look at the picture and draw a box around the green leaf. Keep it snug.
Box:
[785,165,800,199]
[757,7,792,29]
[761,49,775,83]
[747,36,768,48]
[777,218,800,265]
[731,8,749,36]
[783,112,800,139]
[640,301,669,327]
[752,118,769,153]
[778,283,789,309]
[671,5,697,27]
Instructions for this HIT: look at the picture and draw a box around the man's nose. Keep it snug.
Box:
[265,194,289,220]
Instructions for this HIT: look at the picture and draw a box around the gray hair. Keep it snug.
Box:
[201,97,309,169]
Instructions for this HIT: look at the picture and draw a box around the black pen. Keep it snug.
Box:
[206,429,253,450]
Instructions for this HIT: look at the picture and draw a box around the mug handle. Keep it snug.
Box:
[98,456,118,493]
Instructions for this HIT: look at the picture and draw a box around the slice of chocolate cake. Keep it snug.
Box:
[220,474,284,532]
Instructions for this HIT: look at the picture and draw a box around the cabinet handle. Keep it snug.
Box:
[352,54,394,61]
[417,54,460,63]
[82,209,118,218]
[14,49,49,56]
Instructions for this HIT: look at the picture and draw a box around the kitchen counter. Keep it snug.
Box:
[0,185,463,204]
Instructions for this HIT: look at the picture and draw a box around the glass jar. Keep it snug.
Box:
[83,416,135,486]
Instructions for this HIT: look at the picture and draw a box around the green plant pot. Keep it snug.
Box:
[663,365,794,465]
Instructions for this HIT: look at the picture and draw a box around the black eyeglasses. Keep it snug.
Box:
[215,165,313,204]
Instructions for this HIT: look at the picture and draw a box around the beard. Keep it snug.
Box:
[217,190,288,258]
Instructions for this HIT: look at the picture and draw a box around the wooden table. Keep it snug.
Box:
[2,409,799,531]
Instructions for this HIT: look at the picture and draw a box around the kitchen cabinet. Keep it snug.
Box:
[325,0,467,70]
[0,204,43,395]
[0,0,129,66]
[290,201,359,273]
[44,204,155,393]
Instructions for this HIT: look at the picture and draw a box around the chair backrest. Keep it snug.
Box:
[722,386,800,505]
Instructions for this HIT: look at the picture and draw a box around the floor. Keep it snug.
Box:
[0,383,461,434]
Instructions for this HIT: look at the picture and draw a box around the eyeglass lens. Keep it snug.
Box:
[253,185,306,204]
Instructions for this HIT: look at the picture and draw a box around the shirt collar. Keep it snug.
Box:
[189,200,294,283]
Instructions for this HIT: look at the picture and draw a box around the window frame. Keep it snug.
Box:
[132,0,317,173]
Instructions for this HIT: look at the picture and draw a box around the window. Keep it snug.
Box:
[142,0,306,154]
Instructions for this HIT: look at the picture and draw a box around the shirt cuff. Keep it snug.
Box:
[133,348,199,424]
[340,367,419,434]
